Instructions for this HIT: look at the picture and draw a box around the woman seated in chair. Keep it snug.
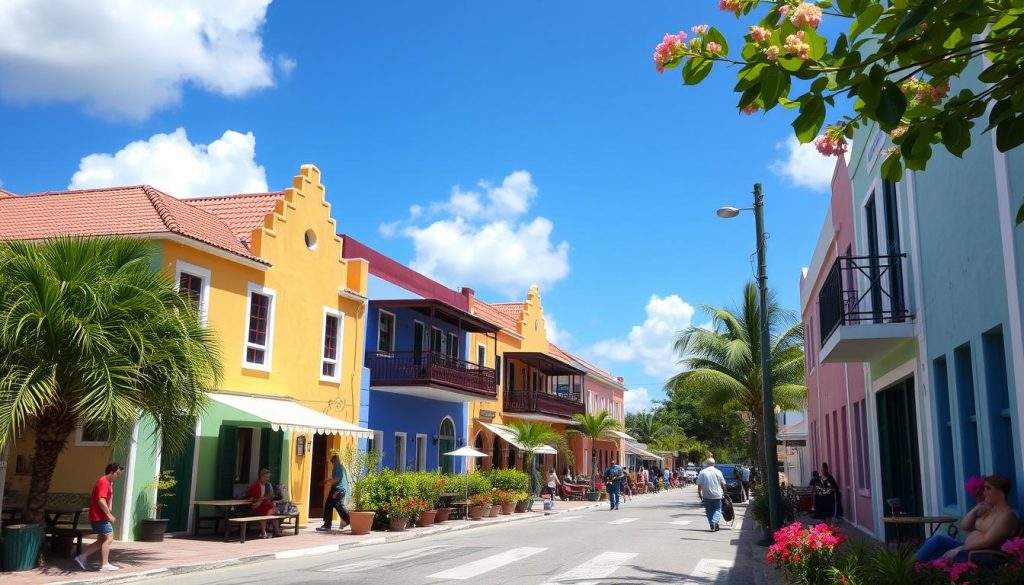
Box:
[245,468,283,538]
[915,475,1018,563]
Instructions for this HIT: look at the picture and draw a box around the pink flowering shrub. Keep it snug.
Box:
[766,522,846,585]
[789,3,823,29]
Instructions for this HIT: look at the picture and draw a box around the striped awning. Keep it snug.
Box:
[208,392,374,438]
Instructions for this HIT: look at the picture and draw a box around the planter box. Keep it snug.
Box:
[349,511,375,535]
[417,510,437,527]
[500,502,516,515]
[514,501,528,513]
[469,505,485,520]
[138,519,169,543]
[585,491,601,502]
[388,516,409,532]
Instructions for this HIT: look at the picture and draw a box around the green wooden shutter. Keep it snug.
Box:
[215,425,238,499]
[258,428,284,479]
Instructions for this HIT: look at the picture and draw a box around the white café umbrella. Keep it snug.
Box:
[444,446,488,505]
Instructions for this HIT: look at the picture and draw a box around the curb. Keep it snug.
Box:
[48,498,618,585]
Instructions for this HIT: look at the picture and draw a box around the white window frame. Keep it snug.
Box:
[174,260,211,326]
[75,422,110,447]
[393,432,407,472]
[243,283,276,372]
[320,307,344,382]
[477,343,487,367]
[431,326,443,352]
[415,433,428,472]
[447,332,459,359]
[372,431,384,462]
[378,310,396,353]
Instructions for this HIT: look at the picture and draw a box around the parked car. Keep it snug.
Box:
[714,463,746,502]
[684,466,699,481]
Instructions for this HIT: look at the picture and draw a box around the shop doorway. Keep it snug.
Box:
[876,376,923,542]
[308,434,328,520]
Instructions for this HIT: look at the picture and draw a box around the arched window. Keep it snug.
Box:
[506,445,517,470]
[438,417,456,474]
[473,432,487,470]
[492,436,503,469]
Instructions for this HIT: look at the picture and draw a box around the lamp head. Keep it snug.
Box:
[716,206,741,219]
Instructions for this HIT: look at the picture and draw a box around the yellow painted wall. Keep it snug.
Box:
[5,429,112,496]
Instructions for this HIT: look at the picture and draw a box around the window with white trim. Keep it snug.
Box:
[477,344,487,367]
[393,432,407,472]
[415,434,428,471]
[378,311,395,353]
[75,422,109,447]
[447,332,459,359]
[244,284,276,369]
[175,261,211,325]
[321,308,343,381]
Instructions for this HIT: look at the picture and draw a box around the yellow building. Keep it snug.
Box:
[467,286,585,475]
[0,166,371,539]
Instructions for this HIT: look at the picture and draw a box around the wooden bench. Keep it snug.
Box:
[225,514,299,543]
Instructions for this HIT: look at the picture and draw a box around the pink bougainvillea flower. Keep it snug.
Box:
[719,0,743,15]
[765,45,780,61]
[706,41,722,53]
[750,26,771,42]
[816,134,849,157]
[965,476,986,499]
[784,31,810,60]
[692,24,709,34]
[790,3,823,29]
[779,4,790,16]
[653,32,685,73]
[742,103,760,115]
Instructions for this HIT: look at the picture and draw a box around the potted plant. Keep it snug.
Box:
[513,491,530,513]
[495,490,516,515]
[488,494,501,517]
[587,478,604,502]
[468,492,489,520]
[138,470,176,542]
[347,447,382,535]
[381,496,425,532]
[414,472,442,527]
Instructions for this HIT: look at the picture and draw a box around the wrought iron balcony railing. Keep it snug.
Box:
[365,350,496,399]
[503,387,584,419]
[818,254,912,345]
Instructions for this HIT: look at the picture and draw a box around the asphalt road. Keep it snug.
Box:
[145,487,757,585]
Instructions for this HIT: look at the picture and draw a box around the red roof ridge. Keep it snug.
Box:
[141,185,180,233]
[18,184,150,198]
[187,191,284,202]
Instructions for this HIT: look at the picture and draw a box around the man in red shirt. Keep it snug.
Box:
[75,463,123,571]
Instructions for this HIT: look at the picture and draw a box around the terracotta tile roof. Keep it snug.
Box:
[471,299,519,331]
[189,192,284,247]
[490,302,525,322]
[0,186,269,264]
[0,189,14,198]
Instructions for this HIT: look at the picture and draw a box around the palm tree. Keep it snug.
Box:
[0,237,222,524]
[505,421,567,496]
[665,281,805,479]
[568,410,622,490]
[625,411,672,444]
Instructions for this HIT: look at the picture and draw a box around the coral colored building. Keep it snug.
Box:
[0,166,372,538]
[800,155,874,534]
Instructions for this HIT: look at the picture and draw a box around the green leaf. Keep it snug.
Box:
[707,27,729,56]
[979,62,1008,84]
[779,57,804,73]
[1016,203,1024,226]
[880,152,903,181]
[850,3,883,39]
[792,96,826,143]
[996,115,1024,152]
[811,77,829,93]
[877,82,907,130]
[739,85,760,110]
[836,0,857,16]
[682,57,713,85]
[940,116,972,157]
[894,3,934,39]
[760,67,785,106]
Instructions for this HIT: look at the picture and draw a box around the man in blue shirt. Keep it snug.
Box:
[316,453,350,532]
[603,462,625,511]
[740,465,751,500]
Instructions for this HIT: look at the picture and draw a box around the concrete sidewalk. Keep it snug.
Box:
[2,492,677,585]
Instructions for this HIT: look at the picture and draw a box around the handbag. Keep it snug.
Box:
[721,494,735,522]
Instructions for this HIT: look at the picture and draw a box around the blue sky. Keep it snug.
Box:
[0,1,841,411]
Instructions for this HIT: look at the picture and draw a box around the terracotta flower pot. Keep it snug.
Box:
[348,511,375,535]
[469,505,485,520]
[435,507,452,523]
[515,501,528,513]
[488,504,500,517]
[417,510,437,527]
[500,502,516,515]
[388,516,409,532]
[600,492,609,501]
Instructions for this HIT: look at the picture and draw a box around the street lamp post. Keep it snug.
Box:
[718,182,782,537]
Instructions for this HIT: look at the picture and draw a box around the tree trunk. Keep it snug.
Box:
[24,412,78,524]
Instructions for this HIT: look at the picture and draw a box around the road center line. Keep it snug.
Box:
[539,551,638,585]
[426,547,547,580]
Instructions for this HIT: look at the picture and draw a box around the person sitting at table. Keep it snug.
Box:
[562,468,574,485]
[915,475,1019,563]
[245,468,282,538]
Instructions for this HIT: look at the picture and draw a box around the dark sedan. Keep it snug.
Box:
[715,464,746,502]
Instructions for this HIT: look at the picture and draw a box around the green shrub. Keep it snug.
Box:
[353,468,416,512]
[466,472,492,495]
[409,471,445,510]
[749,482,798,529]
[486,469,529,493]
[443,474,467,498]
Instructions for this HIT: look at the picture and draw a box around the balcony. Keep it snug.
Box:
[366,350,497,401]
[818,254,915,363]
[502,351,585,422]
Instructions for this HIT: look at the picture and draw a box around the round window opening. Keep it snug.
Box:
[304,229,318,250]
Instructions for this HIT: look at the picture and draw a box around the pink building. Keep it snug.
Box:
[800,156,874,534]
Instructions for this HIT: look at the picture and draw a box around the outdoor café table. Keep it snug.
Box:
[43,505,89,530]
[438,493,461,508]
[883,515,959,544]
[192,499,251,537]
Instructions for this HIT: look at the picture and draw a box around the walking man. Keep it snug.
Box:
[603,460,625,510]
[316,452,350,532]
[696,457,727,531]
[740,464,751,500]
[75,463,124,571]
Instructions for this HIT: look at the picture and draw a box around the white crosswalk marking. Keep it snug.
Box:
[539,551,638,585]
[683,558,734,584]
[322,544,450,572]
[670,520,693,526]
[426,547,547,580]
[608,517,638,525]
[550,515,582,523]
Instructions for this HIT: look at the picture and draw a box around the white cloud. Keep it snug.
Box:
[69,128,268,197]
[769,136,845,191]
[383,171,570,297]
[591,294,696,379]
[276,54,297,76]
[0,0,277,120]
[624,387,654,413]
[545,313,571,347]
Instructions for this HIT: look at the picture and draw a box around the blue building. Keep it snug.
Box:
[343,236,499,474]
